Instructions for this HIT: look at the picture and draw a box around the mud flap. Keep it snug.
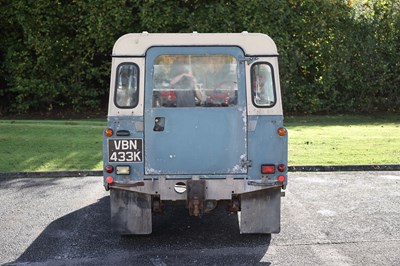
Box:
[110,189,152,235]
[238,188,281,234]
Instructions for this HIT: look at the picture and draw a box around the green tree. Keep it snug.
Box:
[0,0,398,114]
[2,0,140,113]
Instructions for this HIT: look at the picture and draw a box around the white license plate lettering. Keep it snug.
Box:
[108,139,142,162]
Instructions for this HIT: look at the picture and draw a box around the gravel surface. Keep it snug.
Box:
[1,172,400,265]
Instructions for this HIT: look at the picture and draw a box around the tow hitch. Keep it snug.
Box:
[186,180,205,216]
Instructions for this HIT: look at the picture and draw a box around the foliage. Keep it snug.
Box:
[0,0,398,114]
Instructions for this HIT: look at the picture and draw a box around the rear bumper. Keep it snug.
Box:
[108,177,283,200]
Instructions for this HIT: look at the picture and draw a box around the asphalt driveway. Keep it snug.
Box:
[1,171,400,265]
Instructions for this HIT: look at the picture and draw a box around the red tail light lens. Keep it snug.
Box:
[278,164,286,172]
[278,175,285,183]
[261,164,275,174]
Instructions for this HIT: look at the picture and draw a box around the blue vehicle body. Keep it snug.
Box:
[103,33,288,234]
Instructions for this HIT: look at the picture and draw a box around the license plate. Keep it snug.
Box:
[108,139,143,162]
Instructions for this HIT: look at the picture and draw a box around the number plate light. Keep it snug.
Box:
[116,166,130,175]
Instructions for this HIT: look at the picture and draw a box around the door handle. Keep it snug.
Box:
[153,117,165,131]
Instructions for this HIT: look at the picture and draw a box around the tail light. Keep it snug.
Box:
[278,175,285,183]
[261,164,275,174]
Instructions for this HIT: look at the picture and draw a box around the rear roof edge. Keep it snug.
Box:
[112,32,278,56]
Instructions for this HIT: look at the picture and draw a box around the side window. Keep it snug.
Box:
[152,55,238,107]
[251,63,276,107]
[115,63,139,108]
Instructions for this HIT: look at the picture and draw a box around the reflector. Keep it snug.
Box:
[278,175,285,183]
[105,165,113,173]
[278,164,286,172]
[106,176,113,184]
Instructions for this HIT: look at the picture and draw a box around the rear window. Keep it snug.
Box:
[251,63,276,107]
[152,54,238,107]
[115,63,139,108]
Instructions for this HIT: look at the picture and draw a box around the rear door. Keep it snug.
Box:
[144,46,247,176]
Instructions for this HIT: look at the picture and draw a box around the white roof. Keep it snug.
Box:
[112,32,278,56]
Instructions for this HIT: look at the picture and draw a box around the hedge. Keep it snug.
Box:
[0,0,399,115]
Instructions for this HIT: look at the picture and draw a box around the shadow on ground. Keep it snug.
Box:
[11,196,272,265]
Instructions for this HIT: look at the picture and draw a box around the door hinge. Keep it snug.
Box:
[239,57,259,65]
[241,159,253,168]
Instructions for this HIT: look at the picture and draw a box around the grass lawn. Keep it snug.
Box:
[0,120,105,172]
[0,114,399,172]
[286,114,400,166]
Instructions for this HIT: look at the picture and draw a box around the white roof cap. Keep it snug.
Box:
[112,32,278,56]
